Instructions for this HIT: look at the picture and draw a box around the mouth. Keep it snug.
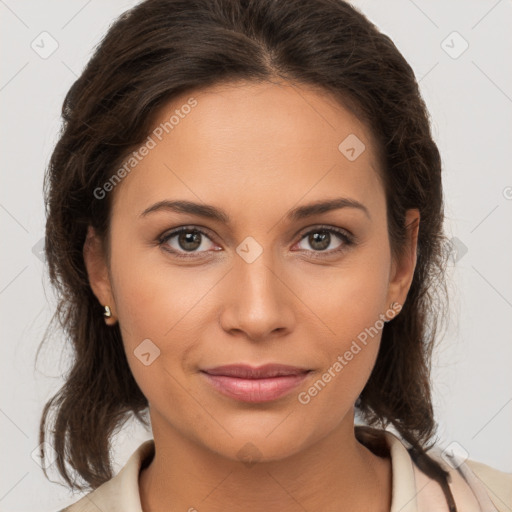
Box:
[200,364,312,403]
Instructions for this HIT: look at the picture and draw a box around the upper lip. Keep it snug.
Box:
[201,364,311,379]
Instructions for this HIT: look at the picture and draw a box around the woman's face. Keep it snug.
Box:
[85,80,418,461]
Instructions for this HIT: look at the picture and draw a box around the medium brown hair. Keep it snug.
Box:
[38,0,454,507]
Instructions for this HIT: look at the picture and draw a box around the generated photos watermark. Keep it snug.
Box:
[297,302,402,405]
[93,97,198,200]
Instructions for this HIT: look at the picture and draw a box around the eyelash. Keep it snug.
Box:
[158,224,356,260]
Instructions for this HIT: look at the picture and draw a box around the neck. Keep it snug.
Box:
[139,416,392,512]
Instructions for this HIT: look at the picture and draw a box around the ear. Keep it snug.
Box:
[83,225,117,324]
[385,209,420,315]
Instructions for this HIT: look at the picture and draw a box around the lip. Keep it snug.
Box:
[200,364,311,403]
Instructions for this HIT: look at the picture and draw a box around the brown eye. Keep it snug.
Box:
[306,231,332,251]
[177,230,202,251]
[159,227,218,258]
[294,226,355,257]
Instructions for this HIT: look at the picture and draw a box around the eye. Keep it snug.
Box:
[293,226,355,256]
[158,226,220,258]
[158,224,355,260]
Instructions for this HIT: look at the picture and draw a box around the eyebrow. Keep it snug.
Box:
[139,197,371,223]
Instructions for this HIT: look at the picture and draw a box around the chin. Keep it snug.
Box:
[198,418,321,465]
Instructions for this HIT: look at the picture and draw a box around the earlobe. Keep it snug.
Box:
[83,225,117,324]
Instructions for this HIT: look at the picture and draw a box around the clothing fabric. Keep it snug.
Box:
[57,426,512,512]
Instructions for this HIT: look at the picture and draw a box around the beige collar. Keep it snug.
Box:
[62,427,503,512]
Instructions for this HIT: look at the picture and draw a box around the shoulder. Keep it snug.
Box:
[356,426,511,512]
[54,439,155,512]
[424,445,512,512]
[464,458,512,512]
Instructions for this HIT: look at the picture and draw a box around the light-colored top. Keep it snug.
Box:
[57,427,512,512]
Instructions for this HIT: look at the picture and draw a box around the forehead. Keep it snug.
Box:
[111,80,385,224]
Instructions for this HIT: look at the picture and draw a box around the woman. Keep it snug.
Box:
[39,0,511,511]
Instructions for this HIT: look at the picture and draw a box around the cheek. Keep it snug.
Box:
[301,236,391,344]
[109,243,221,397]
[294,238,391,419]
[296,302,386,434]
[295,339,378,443]
[110,234,210,342]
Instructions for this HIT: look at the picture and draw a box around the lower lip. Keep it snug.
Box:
[201,372,310,403]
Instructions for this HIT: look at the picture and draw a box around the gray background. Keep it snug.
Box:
[1,0,511,510]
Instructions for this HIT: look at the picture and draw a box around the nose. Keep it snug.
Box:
[218,249,296,342]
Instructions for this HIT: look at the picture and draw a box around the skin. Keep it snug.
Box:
[84,79,419,511]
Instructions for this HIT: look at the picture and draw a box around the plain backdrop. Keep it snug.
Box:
[1,0,511,510]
